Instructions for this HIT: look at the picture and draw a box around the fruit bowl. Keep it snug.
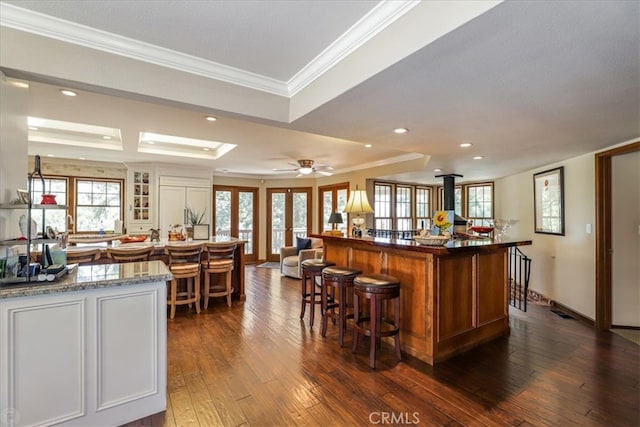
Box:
[414,235,450,246]
[469,226,494,234]
[119,236,148,244]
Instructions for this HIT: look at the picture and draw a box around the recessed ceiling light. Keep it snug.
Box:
[60,89,77,97]
[79,157,86,160]
[203,148,210,151]
[28,126,38,131]
[205,116,217,122]
[434,168,442,172]
[393,128,408,134]
[459,142,473,148]
[102,136,111,140]
[364,144,372,148]
[473,156,484,160]
[11,81,29,88]
[47,154,55,157]
[147,141,155,144]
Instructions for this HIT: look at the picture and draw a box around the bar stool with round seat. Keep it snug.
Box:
[321,265,362,347]
[352,273,401,369]
[201,242,236,308]
[164,242,203,319]
[300,258,335,327]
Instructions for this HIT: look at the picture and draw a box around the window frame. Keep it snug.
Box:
[74,177,124,233]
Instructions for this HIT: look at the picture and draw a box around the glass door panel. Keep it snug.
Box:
[267,188,311,262]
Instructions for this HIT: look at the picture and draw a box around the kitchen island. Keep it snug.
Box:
[0,260,171,426]
[66,236,247,300]
[314,234,532,365]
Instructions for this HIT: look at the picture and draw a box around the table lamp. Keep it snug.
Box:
[326,212,344,236]
[343,185,374,237]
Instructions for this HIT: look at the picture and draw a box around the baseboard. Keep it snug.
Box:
[550,300,594,327]
[611,324,640,330]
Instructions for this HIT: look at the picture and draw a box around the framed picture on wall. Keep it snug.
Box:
[533,166,565,235]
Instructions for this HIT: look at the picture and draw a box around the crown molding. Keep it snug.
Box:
[1,1,418,100]
[0,2,288,96]
[287,0,420,96]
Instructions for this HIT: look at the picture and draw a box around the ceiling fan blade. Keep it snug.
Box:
[317,170,333,176]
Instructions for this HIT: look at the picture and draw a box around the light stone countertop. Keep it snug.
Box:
[0,260,172,299]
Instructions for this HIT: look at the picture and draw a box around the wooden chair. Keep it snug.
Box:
[106,245,154,263]
[164,242,203,319]
[201,242,236,308]
[66,248,101,265]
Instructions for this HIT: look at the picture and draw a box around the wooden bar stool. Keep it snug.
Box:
[321,265,362,347]
[164,242,203,319]
[201,242,236,308]
[66,248,101,265]
[106,245,154,263]
[300,259,335,327]
[352,274,401,369]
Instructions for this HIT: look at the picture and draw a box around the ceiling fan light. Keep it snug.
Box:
[299,166,313,175]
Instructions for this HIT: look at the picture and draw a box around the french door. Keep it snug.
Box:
[319,182,349,234]
[213,185,258,263]
[267,187,312,262]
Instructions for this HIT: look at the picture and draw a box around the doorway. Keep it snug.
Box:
[266,187,312,262]
[595,140,639,330]
[213,185,258,263]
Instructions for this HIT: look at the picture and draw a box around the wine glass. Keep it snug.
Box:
[490,219,519,240]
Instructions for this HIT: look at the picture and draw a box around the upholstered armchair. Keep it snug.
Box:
[280,237,324,279]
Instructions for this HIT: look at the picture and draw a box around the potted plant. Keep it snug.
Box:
[185,206,206,239]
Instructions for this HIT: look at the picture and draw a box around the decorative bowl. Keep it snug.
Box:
[119,236,147,244]
[414,235,450,246]
[469,226,494,234]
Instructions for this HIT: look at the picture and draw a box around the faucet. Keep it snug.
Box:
[67,214,74,234]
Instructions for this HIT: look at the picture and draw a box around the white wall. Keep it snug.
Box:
[497,140,639,320]
[611,150,640,327]
[0,73,29,241]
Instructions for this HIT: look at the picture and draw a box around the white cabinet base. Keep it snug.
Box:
[1,282,166,426]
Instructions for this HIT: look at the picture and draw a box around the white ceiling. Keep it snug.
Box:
[1,0,638,184]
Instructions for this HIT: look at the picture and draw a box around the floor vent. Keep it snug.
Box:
[550,309,573,319]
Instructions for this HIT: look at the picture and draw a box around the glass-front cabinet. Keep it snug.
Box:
[126,166,154,235]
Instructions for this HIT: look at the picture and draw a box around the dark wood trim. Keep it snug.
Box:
[611,324,640,330]
[594,141,639,330]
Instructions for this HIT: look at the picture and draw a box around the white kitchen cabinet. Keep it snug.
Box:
[158,176,210,236]
[0,276,167,426]
[126,166,154,235]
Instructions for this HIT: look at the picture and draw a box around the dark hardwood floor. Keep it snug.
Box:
[126,265,639,427]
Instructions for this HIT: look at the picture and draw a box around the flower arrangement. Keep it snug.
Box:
[168,224,186,241]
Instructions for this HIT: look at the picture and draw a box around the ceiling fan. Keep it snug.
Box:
[279,159,333,177]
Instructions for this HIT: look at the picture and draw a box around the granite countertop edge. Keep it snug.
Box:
[0,261,172,299]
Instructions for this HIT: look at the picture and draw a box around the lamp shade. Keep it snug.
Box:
[328,212,343,224]
[343,187,374,214]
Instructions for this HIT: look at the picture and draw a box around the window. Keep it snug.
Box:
[75,179,122,232]
[374,183,392,229]
[396,186,412,230]
[213,185,258,261]
[31,177,68,233]
[415,187,431,229]
[438,186,462,216]
[467,184,493,226]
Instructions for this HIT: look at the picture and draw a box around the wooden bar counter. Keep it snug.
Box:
[313,234,532,365]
